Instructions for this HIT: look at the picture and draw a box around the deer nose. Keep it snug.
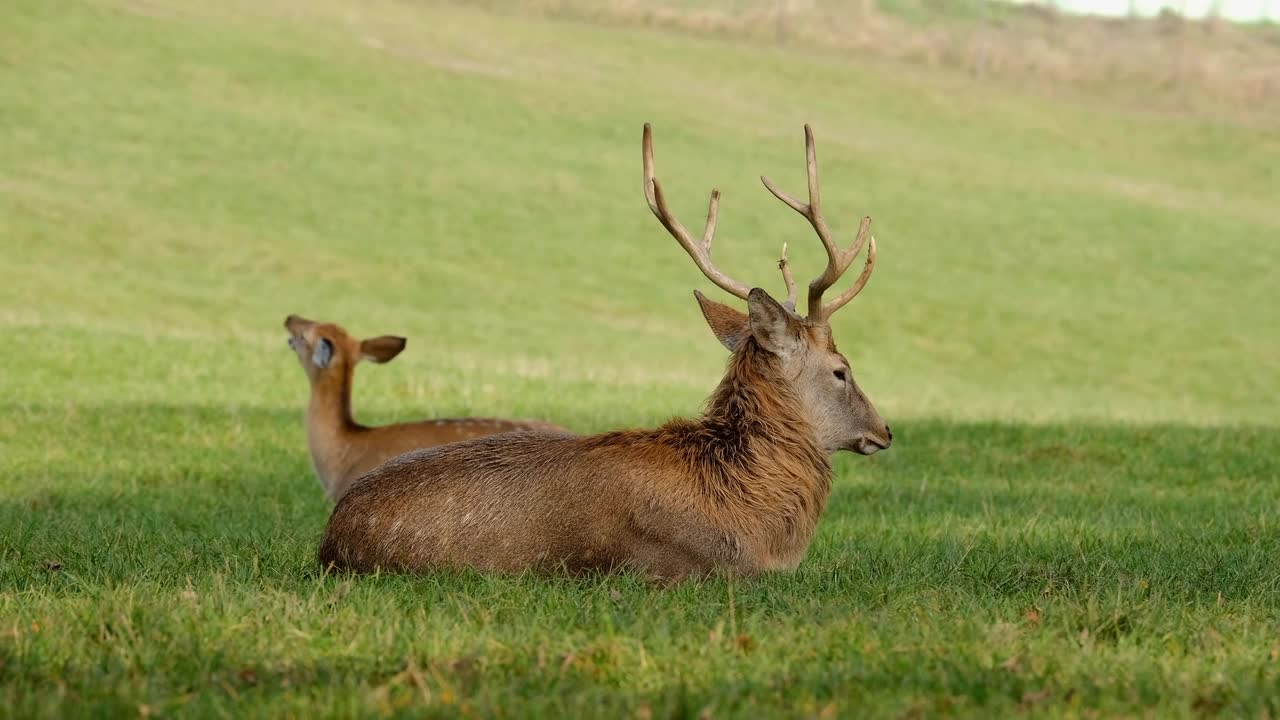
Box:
[885,425,893,442]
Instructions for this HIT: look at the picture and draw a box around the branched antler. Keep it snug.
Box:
[643,123,877,318]
[644,124,801,304]
[643,123,752,301]
[759,125,877,323]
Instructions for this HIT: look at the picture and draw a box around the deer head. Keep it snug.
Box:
[643,124,891,455]
[284,315,406,384]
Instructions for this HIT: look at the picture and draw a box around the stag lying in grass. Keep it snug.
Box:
[285,314,567,501]
[319,124,892,581]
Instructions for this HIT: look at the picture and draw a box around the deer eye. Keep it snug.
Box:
[833,369,848,382]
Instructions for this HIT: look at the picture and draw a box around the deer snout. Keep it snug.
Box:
[285,314,317,336]
[852,424,891,455]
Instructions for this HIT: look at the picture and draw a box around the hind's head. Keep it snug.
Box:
[284,315,407,384]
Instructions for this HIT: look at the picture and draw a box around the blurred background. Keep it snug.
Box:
[4,0,1277,435]
[1010,0,1280,22]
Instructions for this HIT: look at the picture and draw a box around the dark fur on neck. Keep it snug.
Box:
[656,337,831,498]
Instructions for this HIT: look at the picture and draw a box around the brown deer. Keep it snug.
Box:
[285,315,568,501]
[318,124,891,581]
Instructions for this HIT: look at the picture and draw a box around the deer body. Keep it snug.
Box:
[319,124,892,581]
[320,339,831,578]
[287,315,567,502]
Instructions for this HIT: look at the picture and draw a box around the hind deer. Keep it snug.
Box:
[318,124,891,581]
[285,315,568,501]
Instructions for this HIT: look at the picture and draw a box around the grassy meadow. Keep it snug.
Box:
[2,0,1280,716]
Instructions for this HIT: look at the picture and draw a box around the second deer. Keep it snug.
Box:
[319,124,892,581]
[285,315,568,501]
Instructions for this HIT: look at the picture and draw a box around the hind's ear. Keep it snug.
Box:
[360,336,407,364]
[311,338,334,369]
[746,288,801,357]
[695,290,749,352]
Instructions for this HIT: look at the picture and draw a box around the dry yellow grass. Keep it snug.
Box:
[489,0,1280,112]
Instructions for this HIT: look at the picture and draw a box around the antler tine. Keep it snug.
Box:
[820,233,876,317]
[760,125,877,322]
[778,242,797,312]
[643,123,752,301]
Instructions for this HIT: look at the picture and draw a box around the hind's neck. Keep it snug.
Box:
[305,367,365,496]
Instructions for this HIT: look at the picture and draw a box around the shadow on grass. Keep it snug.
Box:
[1,402,1277,600]
[1,403,1279,716]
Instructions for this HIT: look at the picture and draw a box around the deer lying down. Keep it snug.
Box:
[285,315,568,502]
[319,124,892,581]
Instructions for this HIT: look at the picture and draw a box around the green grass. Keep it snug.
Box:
[2,0,1279,716]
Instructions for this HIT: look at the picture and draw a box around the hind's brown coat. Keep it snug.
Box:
[286,314,567,502]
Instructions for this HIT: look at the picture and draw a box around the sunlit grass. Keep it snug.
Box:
[1,0,1278,716]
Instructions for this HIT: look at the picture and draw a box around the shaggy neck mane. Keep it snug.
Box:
[659,337,830,495]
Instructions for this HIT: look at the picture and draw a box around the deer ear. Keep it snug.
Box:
[746,288,800,357]
[694,290,749,352]
[360,336,407,364]
[311,338,334,369]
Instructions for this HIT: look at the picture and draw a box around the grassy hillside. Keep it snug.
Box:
[2,0,1278,716]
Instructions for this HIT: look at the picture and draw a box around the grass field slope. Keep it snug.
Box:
[2,0,1279,716]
